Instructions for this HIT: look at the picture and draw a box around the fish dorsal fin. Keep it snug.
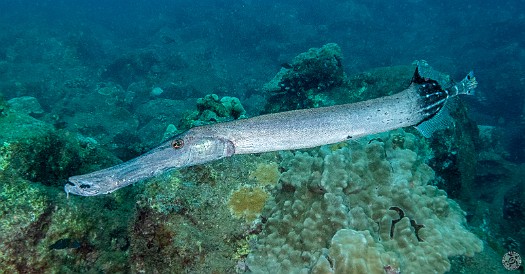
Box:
[411,66,427,84]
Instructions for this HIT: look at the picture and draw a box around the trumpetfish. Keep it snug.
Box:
[65,66,477,196]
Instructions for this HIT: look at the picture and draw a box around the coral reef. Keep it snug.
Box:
[101,51,160,88]
[6,96,44,116]
[263,43,345,113]
[1,0,517,270]
[228,186,270,222]
[250,162,281,186]
[0,108,119,186]
[341,65,415,103]
[54,86,142,159]
[262,46,422,115]
[311,229,396,274]
[178,93,247,129]
[0,103,134,273]
[129,155,265,273]
[134,98,193,147]
[246,129,483,273]
[0,94,7,116]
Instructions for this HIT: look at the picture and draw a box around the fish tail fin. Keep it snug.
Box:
[450,71,477,96]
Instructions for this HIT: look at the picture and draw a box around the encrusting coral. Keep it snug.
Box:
[250,162,281,186]
[228,186,270,222]
[246,129,483,274]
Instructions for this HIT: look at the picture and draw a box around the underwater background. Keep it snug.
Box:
[0,0,523,273]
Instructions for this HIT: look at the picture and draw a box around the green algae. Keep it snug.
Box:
[0,141,11,170]
[0,108,134,272]
[0,179,48,239]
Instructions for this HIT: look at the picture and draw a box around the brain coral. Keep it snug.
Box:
[246,129,482,274]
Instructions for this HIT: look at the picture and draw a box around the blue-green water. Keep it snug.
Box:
[0,1,523,273]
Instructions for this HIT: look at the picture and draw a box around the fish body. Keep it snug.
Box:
[197,87,422,154]
[65,67,477,196]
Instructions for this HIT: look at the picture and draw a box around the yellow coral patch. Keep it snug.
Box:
[329,141,348,151]
[227,186,269,222]
[250,162,280,186]
[232,235,256,260]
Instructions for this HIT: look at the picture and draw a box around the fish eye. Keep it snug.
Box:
[171,139,184,149]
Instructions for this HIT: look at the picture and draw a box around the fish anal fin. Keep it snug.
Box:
[415,99,457,138]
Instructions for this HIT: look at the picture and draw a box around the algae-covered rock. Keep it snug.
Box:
[341,65,415,103]
[129,154,267,273]
[0,108,134,273]
[0,112,119,186]
[0,176,135,273]
[264,43,345,113]
[6,96,44,116]
[178,93,246,129]
[0,94,7,116]
[262,44,422,114]
[134,98,193,148]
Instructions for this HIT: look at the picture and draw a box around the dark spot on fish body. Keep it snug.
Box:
[346,135,352,139]
[171,139,184,149]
